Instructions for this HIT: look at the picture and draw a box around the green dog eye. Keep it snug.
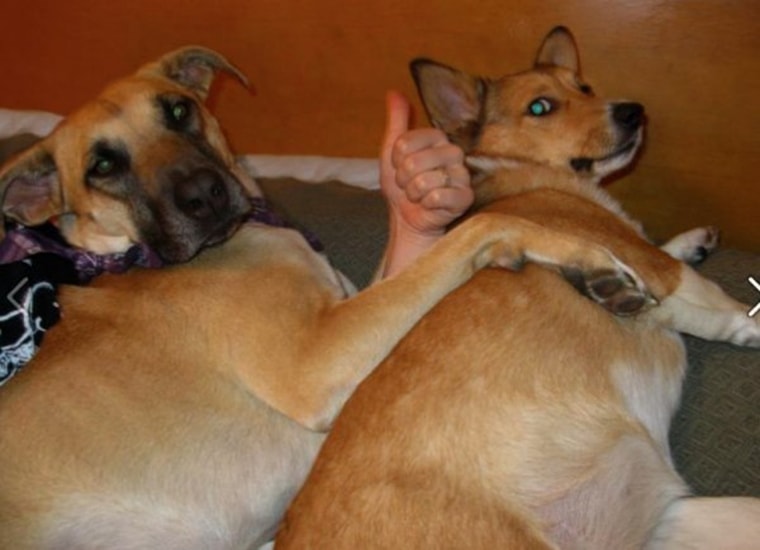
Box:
[171,102,189,121]
[528,98,553,116]
[94,157,115,175]
[89,143,129,180]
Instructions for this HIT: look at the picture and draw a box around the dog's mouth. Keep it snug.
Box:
[570,132,641,175]
[201,215,248,248]
[152,211,249,263]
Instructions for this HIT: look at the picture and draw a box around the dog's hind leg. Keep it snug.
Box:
[646,496,760,550]
[660,226,720,264]
[650,263,760,346]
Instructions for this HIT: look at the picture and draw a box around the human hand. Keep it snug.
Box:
[380,91,473,236]
[378,91,473,277]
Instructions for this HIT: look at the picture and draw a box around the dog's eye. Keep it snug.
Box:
[528,98,554,117]
[161,97,195,131]
[170,101,190,123]
[93,157,115,176]
[88,143,129,180]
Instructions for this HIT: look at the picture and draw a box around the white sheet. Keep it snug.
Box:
[0,108,62,139]
[238,155,379,190]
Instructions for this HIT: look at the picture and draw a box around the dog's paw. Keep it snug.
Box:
[661,226,720,264]
[561,259,657,316]
[728,314,760,348]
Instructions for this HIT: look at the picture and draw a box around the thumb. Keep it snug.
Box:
[380,90,411,170]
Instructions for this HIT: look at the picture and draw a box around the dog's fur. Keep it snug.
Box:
[276,27,760,549]
[0,47,257,263]
[0,47,657,549]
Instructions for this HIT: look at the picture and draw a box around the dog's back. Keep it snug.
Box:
[277,187,692,549]
[0,225,333,548]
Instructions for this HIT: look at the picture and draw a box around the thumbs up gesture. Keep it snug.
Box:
[378,91,473,277]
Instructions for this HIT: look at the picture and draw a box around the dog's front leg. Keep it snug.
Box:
[259,213,652,431]
[650,264,759,346]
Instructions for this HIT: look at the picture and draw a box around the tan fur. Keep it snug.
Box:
[277,27,760,549]
[0,47,255,262]
[0,47,655,549]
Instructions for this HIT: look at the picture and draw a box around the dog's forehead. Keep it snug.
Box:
[500,68,574,95]
[490,68,589,112]
[62,75,187,133]
[48,76,188,159]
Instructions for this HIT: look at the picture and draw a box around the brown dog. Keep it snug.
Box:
[0,47,257,263]
[277,27,760,549]
[0,47,653,549]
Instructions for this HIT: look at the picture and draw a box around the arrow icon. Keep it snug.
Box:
[749,276,760,318]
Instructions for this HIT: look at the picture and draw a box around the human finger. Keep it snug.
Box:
[419,184,475,215]
[380,90,411,174]
[391,128,455,172]
[394,143,465,187]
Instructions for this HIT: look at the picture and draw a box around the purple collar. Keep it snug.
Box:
[0,197,323,282]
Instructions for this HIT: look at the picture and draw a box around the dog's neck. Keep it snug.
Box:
[466,155,645,235]
[467,156,599,202]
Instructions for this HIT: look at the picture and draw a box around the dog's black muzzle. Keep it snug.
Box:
[143,163,252,263]
[612,102,644,134]
[173,167,232,221]
[570,102,645,174]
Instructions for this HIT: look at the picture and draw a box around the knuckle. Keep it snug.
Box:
[397,156,417,180]
[444,143,465,163]
[408,174,428,199]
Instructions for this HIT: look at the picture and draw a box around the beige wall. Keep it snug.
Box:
[1,0,758,249]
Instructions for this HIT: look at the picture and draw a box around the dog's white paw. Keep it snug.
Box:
[731,315,760,348]
[716,305,760,347]
[661,226,720,264]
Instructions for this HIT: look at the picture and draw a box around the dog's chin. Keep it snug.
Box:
[570,131,643,179]
[202,219,245,249]
[153,242,199,264]
[154,218,246,263]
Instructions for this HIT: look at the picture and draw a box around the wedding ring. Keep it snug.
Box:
[439,168,451,187]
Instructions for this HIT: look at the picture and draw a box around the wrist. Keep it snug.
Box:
[380,214,446,279]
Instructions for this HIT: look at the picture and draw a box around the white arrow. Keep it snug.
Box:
[749,276,760,318]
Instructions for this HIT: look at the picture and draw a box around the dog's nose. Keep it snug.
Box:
[174,168,230,220]
[612,102,644,131]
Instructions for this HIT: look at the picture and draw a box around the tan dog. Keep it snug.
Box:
[277,27,760,549]
[0,48,654,549]
[0,47,257,263]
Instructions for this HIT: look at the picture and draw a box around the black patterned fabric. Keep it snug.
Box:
[0,223,164,384]
[0,254,77,385]
[0,198,320,383]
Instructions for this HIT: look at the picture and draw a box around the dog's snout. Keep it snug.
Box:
[612,102,644,131]
[174,168,230,220]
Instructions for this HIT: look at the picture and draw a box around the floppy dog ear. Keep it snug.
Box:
[0,145,63,239]
[534,26,580,73]
[142,46,249,100]
[410,58,486,151]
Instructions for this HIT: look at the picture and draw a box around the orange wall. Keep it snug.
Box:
[1,0,758,250]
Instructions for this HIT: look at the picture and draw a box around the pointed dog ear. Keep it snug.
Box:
[410,58,486,151]
[0,144,63,239]
[534,26,580,73]
[139,46,249,100]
